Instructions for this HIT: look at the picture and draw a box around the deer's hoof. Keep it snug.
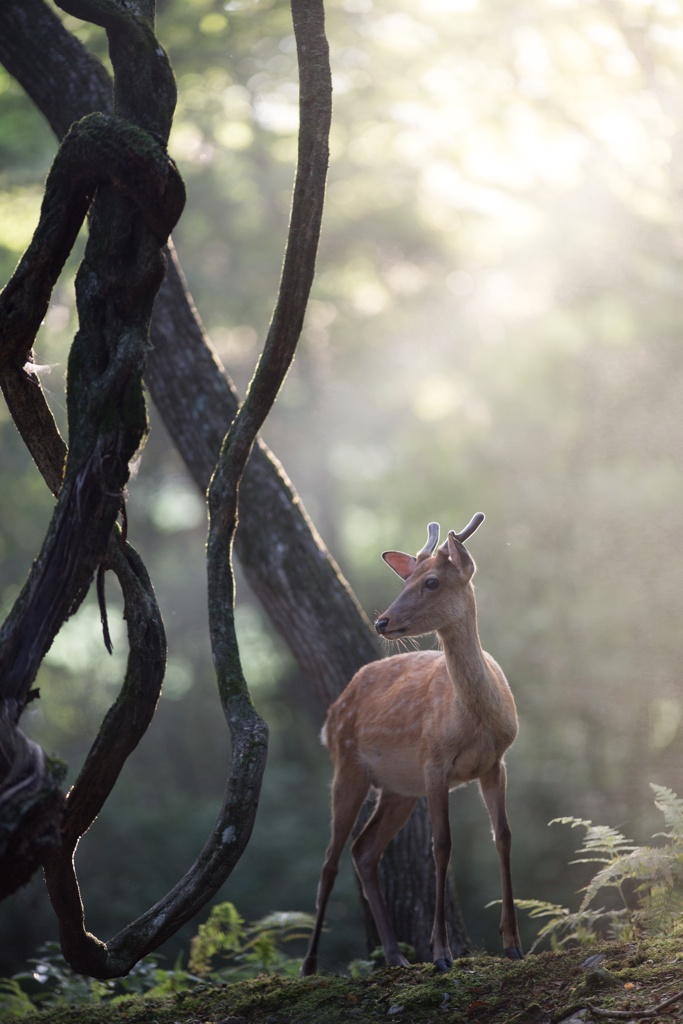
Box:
[300,957,318,977]
[434,957,452,973]
[387,954,411,968]
[504,945,524,961]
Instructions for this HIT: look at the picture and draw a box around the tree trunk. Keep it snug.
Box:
[0,0,470,961]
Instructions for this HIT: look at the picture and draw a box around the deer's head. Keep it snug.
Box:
[374,515,484,640]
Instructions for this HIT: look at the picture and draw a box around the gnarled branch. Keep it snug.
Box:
[0,0,182,899]
[41,0,331,977]
[0,0,333,978]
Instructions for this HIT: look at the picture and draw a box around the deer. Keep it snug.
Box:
[300,514,523,976]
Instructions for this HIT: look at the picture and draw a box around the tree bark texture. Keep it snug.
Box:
[0,0,470,962]
[0,0,184,903]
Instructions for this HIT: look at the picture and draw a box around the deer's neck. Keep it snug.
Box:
[437,600,500,718]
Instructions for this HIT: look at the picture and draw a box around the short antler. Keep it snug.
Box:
[454,512,485,544]
[438,512,485,555]
[417,522,440,559]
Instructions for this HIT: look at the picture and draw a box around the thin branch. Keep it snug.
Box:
[587,991,683,1019]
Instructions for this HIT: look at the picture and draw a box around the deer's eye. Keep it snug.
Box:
[425,578,439,590]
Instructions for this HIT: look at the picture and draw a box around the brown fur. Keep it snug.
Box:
[301,525,523,976]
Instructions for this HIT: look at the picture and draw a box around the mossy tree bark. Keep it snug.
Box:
[0,0,469,964]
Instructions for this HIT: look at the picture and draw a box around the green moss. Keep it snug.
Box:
[5,938,683,1024]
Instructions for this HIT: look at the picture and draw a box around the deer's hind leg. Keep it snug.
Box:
[301,763,370,977]
[425,781,454,971]
[479,761,523,960]
[351,789,417,968]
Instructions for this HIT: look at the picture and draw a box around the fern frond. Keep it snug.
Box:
[509,899,614,952]
[582,845,683,911]
[248,911,316,934]
[0,978,35,1016]
[573,823,636,859]
[651,784,683,841]
[511,899,570,920]
[605,908,637,942]
[636,883,683,936]
[535,789,683,950]
[550,817,635,862]
[487,899,570,951]
[549,817,593,828]
[534,906,611,951]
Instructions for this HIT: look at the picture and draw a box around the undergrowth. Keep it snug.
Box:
[514,784,683,949]
[4,787,683,1022]
[2,938,683,1024]
[0,907,316,1017]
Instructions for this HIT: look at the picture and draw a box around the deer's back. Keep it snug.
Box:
[323,651,517,797]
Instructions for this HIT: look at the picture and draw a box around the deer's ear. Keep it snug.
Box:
[446,532,475,581]
[382,550,416,580]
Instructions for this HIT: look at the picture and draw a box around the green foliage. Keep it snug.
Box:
[4,939,683,1024]
[0,980,34,1018]
[505,900,615,952]
[127,953,201,1000]
[12,943,105,1006]
[0,943,200,1017]
[347,959,375,979]
[519,785,683,950]
[0,906,315,1016]
[189,902,315,980]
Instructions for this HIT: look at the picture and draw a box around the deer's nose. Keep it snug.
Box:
[375,618,389,634]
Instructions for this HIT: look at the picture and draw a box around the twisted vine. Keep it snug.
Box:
[0,0,183,901]
[0,0,331,978]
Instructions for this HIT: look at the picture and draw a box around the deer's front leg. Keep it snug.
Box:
[479,761,523,960]
[425,780,453,972]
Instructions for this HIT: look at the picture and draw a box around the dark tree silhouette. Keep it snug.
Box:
[0,0,331,978]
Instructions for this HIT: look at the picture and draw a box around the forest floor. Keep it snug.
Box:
[10,938,683,1024]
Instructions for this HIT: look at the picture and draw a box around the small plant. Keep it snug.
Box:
[0,979,34,1018]
[0,943,199,1017]
[348,959,375,978]
[11,943,110,1007]
[514,784,683,950]
[0,904,314,1016]
[189,903,316,980]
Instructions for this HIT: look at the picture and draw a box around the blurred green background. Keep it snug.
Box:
[2,0,683,976]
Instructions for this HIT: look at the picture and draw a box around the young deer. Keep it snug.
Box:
[301,514,523,975]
